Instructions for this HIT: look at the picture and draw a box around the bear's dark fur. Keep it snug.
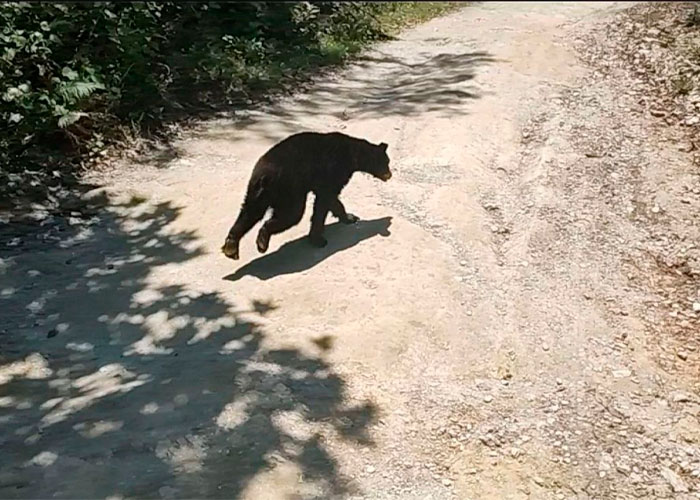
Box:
[222,131,392,260]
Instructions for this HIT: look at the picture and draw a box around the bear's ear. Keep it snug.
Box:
[379,142,388,151]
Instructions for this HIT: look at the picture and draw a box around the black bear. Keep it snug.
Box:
[222,131,392,260]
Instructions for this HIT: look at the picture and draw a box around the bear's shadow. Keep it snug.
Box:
[223,216,392,281]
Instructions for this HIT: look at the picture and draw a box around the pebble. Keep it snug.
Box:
[365,465,376,474]
[693,302,700,312]
[541,343,550,352]
[677,350,689,361]
[483,395,493,403]
[460,260,468,266]
[441,478,452,487]
[671,391,694,403]
[661,466,689,493]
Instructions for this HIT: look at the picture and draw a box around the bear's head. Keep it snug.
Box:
[360,141,392,182]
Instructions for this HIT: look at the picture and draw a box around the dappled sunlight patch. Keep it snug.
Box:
[26,292,53,314]
[27,451,58,467]
[0,397,32,411]
[187,315,237,344]
[85,266,118,277]
[0,396,16,408]
[217,394,257,430]
[41,363,151,427]
[272,410,317,442]
[123,310,190,355]
[65,342,94,352]
[15,400,32,410]
[220,338,247,353]
[39,397,64,411]
[73,419,124,438]
[155,434,208,474]
[57,226,96,249]
[0,352,52,385]
[85,278,109,293]
[140,401,160,415]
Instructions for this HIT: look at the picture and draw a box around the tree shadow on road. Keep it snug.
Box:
[186,49,496,148]
[223,217,392,282]
[0,191,376,499]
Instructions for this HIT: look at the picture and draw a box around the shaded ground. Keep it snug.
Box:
[2,2,699,499]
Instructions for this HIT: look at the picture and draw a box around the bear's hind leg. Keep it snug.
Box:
[223,199,268,260]
[256,197,306,254]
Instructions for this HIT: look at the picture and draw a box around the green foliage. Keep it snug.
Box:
[0,2,459,175]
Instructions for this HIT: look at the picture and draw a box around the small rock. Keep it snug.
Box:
[483,395,493,403]
[533,476,545,486]
[651,205,660,214]
[365,465,376,474]
[460,260,468,266]
[613,369,632,378]
[671,391,695,403]
[661,466,689,493]
[693,302,700,312]
[441,478,452,487]
[677,351,689,361]
[541,343,550,352]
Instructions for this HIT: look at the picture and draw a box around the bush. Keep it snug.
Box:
[0,2,457,179]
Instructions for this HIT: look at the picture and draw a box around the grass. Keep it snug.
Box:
[376,2,465,36]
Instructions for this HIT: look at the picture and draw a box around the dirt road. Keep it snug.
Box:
[2,2,699,499]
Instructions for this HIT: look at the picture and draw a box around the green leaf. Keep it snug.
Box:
[3,47,16,62]
[61,66,79,80]
[57,80,105,101]
[57,111,88,128]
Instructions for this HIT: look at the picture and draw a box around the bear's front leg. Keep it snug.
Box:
[330,198,359,224]
[309,194,331,247]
